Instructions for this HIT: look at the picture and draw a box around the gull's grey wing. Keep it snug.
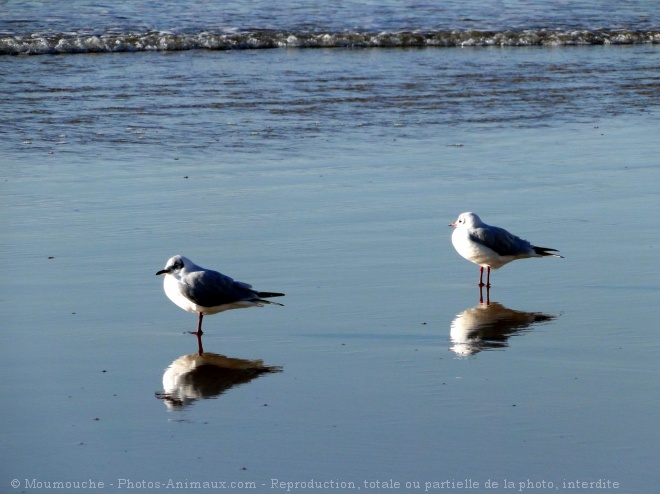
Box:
[469,226,533,257]
[181,270,258,308]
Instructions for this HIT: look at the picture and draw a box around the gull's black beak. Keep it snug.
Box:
[156,269,169,276]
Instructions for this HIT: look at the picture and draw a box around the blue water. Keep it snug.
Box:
[3,0,659,33]
[1,1,659,493]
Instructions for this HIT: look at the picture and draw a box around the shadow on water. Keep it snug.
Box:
[156,333,282,409]
[450,288,558,357]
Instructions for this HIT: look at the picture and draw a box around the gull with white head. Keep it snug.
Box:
[156,255,284,336]
[449,212,563,287]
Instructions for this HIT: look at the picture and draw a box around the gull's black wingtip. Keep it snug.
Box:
[533,246,564,258]
[257,291,285,298]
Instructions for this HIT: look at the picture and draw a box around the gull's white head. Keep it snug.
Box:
[450,212,483,229]
[156,255,193,276]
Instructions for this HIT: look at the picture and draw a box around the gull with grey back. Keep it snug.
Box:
[449,212,563,287]
[156,255,284,335]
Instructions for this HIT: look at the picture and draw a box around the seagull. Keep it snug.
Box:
[156,255,284,335]
[449,212,563,287]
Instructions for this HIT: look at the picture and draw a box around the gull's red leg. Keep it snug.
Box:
[479,276,491,305]
[486,266,491,288]
[478,266,485,287]
[190,313,204,336]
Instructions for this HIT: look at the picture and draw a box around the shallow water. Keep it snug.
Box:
[5,0,658,32]
[2,21,659,494]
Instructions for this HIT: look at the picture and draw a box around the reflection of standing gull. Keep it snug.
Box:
[156,255,284,336]
[156,353,282,409]
[450,302,557,356]
[449,212,563,287]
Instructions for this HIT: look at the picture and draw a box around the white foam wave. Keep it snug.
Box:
[2,29,659,55]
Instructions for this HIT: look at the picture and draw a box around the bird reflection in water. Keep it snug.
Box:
[156,352,282,409]
[450,297,557,357]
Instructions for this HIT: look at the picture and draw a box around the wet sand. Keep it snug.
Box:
[2,50,659,492]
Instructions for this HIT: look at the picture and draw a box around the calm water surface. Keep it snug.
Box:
[1,9,659,494]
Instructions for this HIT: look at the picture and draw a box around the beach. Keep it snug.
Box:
[1,3,659,492]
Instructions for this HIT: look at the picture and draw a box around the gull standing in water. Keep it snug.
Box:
[450,212,563,287]
[156,255,284,336]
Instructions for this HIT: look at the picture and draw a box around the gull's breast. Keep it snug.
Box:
[163,275,198,313]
